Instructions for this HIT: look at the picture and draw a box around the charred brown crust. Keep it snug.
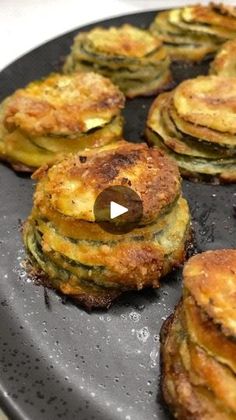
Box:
[178,168,236,185]
[71,291,121,311]
[24,258,121,310]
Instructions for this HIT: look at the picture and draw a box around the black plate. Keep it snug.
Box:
[0,11,235,420]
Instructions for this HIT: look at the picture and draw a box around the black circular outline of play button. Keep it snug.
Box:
[94,185,143,234]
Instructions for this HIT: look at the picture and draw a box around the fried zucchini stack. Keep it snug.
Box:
[23,141,190,309]
[150,3,236,62]
[146,75,236,183]
[211,39,236,76]
[0,72,125,172]
[161,249,236,420]
[63,24,172,98]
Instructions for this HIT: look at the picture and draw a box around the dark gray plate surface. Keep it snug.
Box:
[0,11,235,420]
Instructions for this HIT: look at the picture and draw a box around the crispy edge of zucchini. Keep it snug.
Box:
[160,302,235,420]
[170,102,236,150]
[160,96,233,159]
[146,127,236,184]
[1,115,123,172]
[183,294,236,374]
[23,220,121,309]
[23,196,190,303]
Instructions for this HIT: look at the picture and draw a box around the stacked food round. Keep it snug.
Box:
[146,75,236,183]
[23,140,190,309]
[63,24,172,98]
[161,249,236,419]
[0,72,125,171]
[210,39,236,76]
[150,3,236,62]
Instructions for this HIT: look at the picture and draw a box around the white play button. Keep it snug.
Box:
[110,201,128,220]
[94,186,143,234]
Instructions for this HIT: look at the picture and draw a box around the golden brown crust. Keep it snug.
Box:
[40,227,165,289]
[161,249,236,419]
[64,24,172,98]
[210,39,236,77]
[147,92,231,157]
[146,88,236,184]
[183,295,236,373]
[170,7,236,39]
[180,340,236,413]
[150,9,218,63]
[183,250,236,337]
[85,24,162,58]
[32,193,188,243]
[149,2,236,63]
[173,76,236,134]
[33,140,181,225]
[160,304,233,420]
[169,97,236,150]
[23,198,190,309]
[23,137,190,309]
[4,72,125,137]
[211,3,236,19]
[0,114,123,172]
[182,4,236,31]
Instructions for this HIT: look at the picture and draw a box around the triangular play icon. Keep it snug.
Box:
[110,201,128,220]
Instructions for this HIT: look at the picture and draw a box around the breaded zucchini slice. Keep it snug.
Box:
[148,92,235,158]
[24,197,190,290]
[210,39,236,77]
[0,72,125,171]
[161,304,234,420]
[150,10,218,62]
[180,338,236,414]
[150,3,236,62]
[182,4,236,34]
[183,250,236,338]
[23,140,190,309]
[161,250,236,419]
[146,77,236,183]
[170,7,236,39]
[173,76,236,135]
[146,127,236,183]
[82,24,162,59]
[32,140,181,225]
[169,99,236,152]
[183,295,236,373]
[63,24,172,98]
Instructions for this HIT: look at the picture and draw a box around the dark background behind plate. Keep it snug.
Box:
[0,11,235,420]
